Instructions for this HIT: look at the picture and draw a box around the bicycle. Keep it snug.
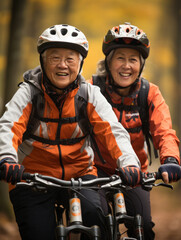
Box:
[7,170,173,240]
[99,171,173,240]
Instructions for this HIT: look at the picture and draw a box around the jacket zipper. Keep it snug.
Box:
[119,97,124,122]
[56,100,66,179]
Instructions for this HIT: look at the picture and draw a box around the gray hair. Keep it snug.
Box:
[96,50,114,77]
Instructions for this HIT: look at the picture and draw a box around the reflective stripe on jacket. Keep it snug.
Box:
[0,66,140,186]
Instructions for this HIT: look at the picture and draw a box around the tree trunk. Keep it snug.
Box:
[175,0,181,140]
[3,0,27,106]
[0,0,28,219]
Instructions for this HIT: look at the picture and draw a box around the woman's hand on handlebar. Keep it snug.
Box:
[0,161,24,185]
[118,166,141,187]
[158,163,181,184]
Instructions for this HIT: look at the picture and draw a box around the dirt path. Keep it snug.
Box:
[0,213,20,240]
[151,184,181,240]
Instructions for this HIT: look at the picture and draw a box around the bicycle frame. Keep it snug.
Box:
[55,190,101,240]
[55,188,143,240]
[105,188,144,240]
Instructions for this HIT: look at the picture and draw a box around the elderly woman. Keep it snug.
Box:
[89,23,180,239]
[0,24,141,240]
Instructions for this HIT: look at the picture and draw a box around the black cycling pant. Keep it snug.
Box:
[10,175,107,240]
[123,186,155,240]
[97,168,155,240]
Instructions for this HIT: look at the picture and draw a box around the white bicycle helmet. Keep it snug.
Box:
[37,24,89,58]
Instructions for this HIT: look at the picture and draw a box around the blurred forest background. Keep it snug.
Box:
[0,0,181,239]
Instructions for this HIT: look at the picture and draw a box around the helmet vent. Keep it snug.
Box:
[72,32,78,37]
[61,28,68,36]
[50,29,56,35]
[126,28,130,33]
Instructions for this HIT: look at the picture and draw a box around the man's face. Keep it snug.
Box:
[43,48,81,91]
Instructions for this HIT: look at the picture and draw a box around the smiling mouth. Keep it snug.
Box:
[56,73,68,76]
[119,73,131,77]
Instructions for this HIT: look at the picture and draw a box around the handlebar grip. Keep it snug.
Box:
[22,172,34,180]
[0,169,33,181]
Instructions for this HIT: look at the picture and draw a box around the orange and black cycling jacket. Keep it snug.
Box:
[88,76,180,175]
[0,66,140,190]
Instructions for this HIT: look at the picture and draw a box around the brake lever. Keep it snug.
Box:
[141,172,173,191]
[16,182,35,187]
[16,181,49,193]
[16,174,62,192]
[153,182,173,190]
[101,178,122,189]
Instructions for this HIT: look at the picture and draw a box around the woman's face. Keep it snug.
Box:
[108,48,141,89]
[43,48,81,93]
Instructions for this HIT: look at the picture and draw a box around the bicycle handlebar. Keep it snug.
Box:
[20,172,123,190]
[18,171,173,191]
[0,169,173,191]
